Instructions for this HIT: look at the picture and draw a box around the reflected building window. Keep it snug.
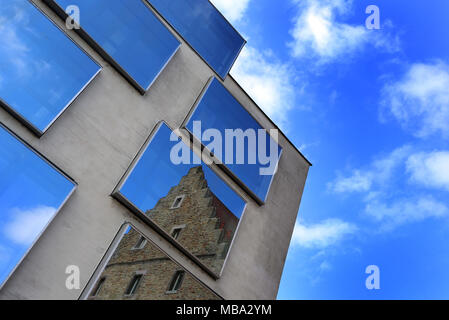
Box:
[170,226,184,240]
[145,0,245,78]
[167,271,185,293]
[132,236,147,250]
[84,224,220,300]
[170,195,185,209]
[125,273,144,296]
[91,277,106,297]
[0,125,76,288]
[0,0,101,136]
[185,77,283,204]
[114,122,246,275]
[47,0,180,93]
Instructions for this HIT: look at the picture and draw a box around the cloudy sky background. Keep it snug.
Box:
[211,0,449,299]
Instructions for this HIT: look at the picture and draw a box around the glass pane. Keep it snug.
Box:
[185,78,282,203]
[0,126,76,287]
[86,224,220,300]
[146,0,245,78]
[52,0,180,91]
[0,0,100,134]
[116,123,246,275]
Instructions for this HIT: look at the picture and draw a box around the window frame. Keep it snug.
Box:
[0,0,102,137]
[166,270,185,294]
[132,236,148,250]
[143,0,246,80]
[124,272,145,296]
[181,77,283,205]
[110,121,248,279]
[0,122,77,290]
[90,277,106,297]
[170,225,186,240]
[79,223,223,300]
[43,0,181,95]
[170,195,185,209]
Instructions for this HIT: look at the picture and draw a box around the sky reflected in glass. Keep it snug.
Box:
[146,0,245,78]
[0,0,100,134]
[118,123,245,274]
[0,126,75,287]
[53,0,180,91]
[186,78,282,202]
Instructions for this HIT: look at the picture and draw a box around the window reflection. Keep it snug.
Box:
[114,123,246,275]
[185,78,283,203]
[146,0,245,79]
[0,126,76,287]
[86,224,220,300]
[0,0,100,135]
[49,0,180,93]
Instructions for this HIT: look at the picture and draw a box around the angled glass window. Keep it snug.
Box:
[0,0,101,136]
[82,224,221,300]
[48,0,180,93]
[146,0,246,79]
[113,122,246,276]
[0,125,76,288]
[184,78,283,204]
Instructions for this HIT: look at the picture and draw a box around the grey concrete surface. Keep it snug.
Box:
[0,0,310,300]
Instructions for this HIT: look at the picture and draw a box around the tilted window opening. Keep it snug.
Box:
[125,274,143,296]
[170,195,185,209]
[132,236,147,250]
[167,271,185,293]
[91,277,106,297]
[171,227,184,240]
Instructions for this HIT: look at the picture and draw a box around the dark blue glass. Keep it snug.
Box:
[52,0,180,92]
[146,0,245,78]
[185,78,283,203]
[0,126,76,287]
[0,0,101,135]
[116,123,245,275]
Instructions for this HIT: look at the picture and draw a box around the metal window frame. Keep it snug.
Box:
[43,0,181,95]
[79,222,223,300]
[143,0,247,80]
[110,121,248,279]
[181,76,284,205]
[0,121,77,290]
[0,0,102,138]
[124,273,145,296]
[166,270,185,293]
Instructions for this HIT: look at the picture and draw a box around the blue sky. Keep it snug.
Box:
[0,127,75,286]
[211,0,449,299]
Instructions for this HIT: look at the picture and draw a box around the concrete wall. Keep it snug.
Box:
[0,0,310,300]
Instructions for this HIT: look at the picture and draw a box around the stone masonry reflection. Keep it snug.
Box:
[148,166,239,274]
[90,166,238,299]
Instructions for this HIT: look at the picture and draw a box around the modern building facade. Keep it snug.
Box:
[0,0,310,300]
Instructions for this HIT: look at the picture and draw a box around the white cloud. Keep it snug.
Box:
[407,151,449,192]
[210,0,251,23]
[328,146,411,194]
[3,206,56,246]
[330,170,372,193]
[292,219,357,249]
[329,145,449,230]
[231,46,299,128]
[289,0,399,63]
[365,196,449,231]
[381,62,449,138]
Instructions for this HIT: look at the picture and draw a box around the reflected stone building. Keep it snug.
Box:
[89,166,235,299]
[89,227,219,300]
[148,166,239,274]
